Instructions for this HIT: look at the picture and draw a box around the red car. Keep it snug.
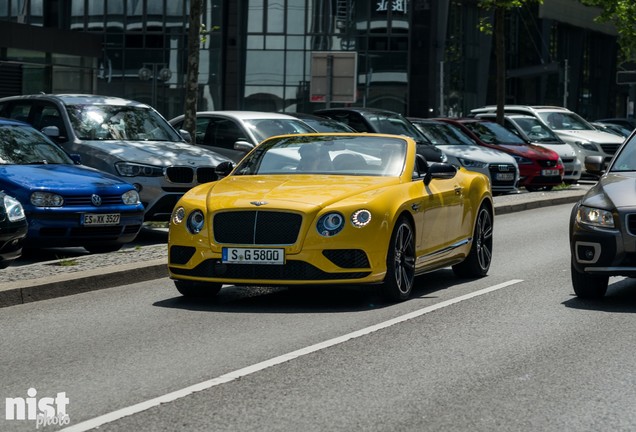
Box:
[436,118,564,191]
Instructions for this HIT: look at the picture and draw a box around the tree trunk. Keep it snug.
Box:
[495,6,505,125]
[183,0,202,142]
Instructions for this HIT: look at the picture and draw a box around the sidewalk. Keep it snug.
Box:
[0,183,592,308]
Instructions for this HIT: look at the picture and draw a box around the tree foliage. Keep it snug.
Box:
[578,0,636,61]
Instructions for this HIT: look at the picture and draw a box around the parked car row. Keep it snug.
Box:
[0,93,624,270]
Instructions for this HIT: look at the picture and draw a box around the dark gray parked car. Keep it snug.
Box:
[0,94,232,221]
[313,107,447,163]
[570,128,636,298]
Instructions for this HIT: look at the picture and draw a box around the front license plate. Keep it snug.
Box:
[542,169,560,176]
[222,247,285,265]
[82,213,120,225]
[495,172,515,181]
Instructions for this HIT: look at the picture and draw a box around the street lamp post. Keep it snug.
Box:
[138,63,172,108]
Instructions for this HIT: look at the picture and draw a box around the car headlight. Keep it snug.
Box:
[351,209,372,228]
[31,192,63,207]
[3,195,26,222]
[172,206,185,224]
[115,162,164,177]
[576,206,615,229]
[186,210,205,234]
[574,140,598,152]
[458,158,488,169]
[317,212,344,236]
[512,155,533,165]
[121,189,140,205]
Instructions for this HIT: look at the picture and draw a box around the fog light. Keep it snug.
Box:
[576,242,599,263]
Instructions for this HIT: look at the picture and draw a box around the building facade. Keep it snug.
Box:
[0,0,627,121]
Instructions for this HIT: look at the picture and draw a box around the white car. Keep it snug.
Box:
[169,111,317,162]
[0,94,232,221]
[408,117,519,194]
[470,105,624,177]
[474,113,582,184]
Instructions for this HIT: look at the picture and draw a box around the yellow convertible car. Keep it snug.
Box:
[168,133,493,302]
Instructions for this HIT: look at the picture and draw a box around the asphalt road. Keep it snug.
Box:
[3,202,636,432]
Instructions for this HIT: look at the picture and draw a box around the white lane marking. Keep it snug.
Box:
[60,279,523,432]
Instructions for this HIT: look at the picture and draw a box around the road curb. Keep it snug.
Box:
[0,259,168,308]
[1,190,586,308]
[494,194,581,215]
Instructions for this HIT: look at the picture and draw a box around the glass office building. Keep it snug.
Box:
[0,0,626,120]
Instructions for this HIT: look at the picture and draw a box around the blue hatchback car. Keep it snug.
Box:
[0,118,145,253]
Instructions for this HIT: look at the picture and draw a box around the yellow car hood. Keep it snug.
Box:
[206,175,400,210]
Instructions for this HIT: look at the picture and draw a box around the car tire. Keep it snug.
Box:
[382,216,415,302]
[174,280,222,298]
[570,258,608,299]
[452,205,493,278]
[84,243,123,254]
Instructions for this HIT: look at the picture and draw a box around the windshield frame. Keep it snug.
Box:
[232,134,408,177]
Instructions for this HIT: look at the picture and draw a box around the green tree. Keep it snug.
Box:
[578,0,636,61]
[478,1,543,124]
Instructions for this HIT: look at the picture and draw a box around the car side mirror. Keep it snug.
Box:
[215,161,235,178]
[584,155,605,175]
[179,129,192,143]
[41,126,60,138]
[424,162,457,185]
[234,140,255,153]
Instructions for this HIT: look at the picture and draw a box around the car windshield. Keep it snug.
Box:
[610,135,636,172]
[303,118,354,132]
[243,119,316,142]
[366,113,425,139]
[512,117,563,143]
[0,125,74,164]
[232,135,407,176]
[66,104,182,141]
[538,111,594,131]
[463,121,527,145]
[414,122,475,146]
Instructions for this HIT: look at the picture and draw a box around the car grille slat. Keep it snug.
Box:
[165,166,218,184]
[63,196,123,206]
[600,143,621,155]
[166,166,194,183]
[627,214,636,236]
[214,211,302,245]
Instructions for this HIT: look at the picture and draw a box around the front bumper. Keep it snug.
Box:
[168,244,386,286]
[571,216,636,277]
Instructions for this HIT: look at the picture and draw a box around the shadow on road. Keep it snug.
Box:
[562,277,636,313]
[153,268,460,313]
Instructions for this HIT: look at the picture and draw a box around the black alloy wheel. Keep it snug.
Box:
[382,217,416,302]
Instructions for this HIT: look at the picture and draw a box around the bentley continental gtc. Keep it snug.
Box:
[168,133,494,302]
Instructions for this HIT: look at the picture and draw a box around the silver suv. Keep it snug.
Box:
[0,94,232,221]
[471,105,624,176]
